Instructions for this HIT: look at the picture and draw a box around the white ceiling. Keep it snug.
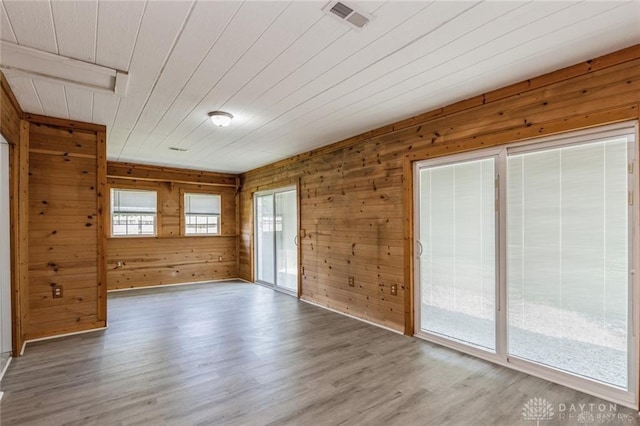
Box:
[1,1,639,174]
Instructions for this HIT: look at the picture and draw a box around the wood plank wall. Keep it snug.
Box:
[0,71,26,355]
[106,162,239,290]
[239,45,640,334]
[26,117,107,340]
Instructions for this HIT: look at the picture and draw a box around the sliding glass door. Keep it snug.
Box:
[417,157,497,351]
[414,123,638,407]
[507,139,630,388]
[255,187,298,295]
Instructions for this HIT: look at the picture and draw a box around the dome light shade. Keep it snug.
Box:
[208,111,233,127]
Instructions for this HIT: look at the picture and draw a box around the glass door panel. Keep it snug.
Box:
[255,187,298,295]
[418,157,497,350]
[275,190,298,293]
[507,138,630,388]
[256,194,275,285]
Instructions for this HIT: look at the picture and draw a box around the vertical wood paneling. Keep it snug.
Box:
[2,71,25,356]
[96,130,107,322]
[26,119,106,340]
[240,46,640,334]
[1,72,23,146]
[105,163,240,290]
[13,120,29,355]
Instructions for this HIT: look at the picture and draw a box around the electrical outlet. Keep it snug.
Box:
[52,285,63,299]
[218,256,223,262]
[348,276,355,287]
[117,261,123,268]
[390,284,397,296]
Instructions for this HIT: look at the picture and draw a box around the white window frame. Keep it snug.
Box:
[184,193,221,236]
[110,188,157,237]
[413,121,639,409]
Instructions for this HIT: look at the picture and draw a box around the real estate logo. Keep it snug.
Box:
[522,397,555,425]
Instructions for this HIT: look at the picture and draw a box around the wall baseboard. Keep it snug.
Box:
[22,326,108,355]
[107,278,248,293]
[300,298,403,335]
[0,355,11,382]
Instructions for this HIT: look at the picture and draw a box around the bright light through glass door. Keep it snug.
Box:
[255,187,298,296]
[507,137,631,388]
[417,157,497,350]
[256,194,275,285]
[275,190,298,293]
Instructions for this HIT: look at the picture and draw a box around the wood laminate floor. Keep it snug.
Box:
[0,281,638,425]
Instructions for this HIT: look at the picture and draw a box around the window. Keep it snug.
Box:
[184,193,221,235]
[415,122,638,407]
[111,189,157,236]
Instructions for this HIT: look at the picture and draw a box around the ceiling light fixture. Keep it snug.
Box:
[208,111,233,127]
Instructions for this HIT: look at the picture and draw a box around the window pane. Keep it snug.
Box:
[419,158,496,350]
[184,194,220,235]
[111,189,156,236]
[507,138,629,388]
[185,194,220,214]
[185,214,219,235]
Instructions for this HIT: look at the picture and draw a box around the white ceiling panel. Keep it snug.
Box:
[240,0,586,149]
[130,1,241,135]
[32,79,68,119]
[113,0,194,158]
[51,0,98,63]
[147,1,292,140]
[65,86,94,124]
[92,92,119,128]
[0,2,16,43]
[1,0,638,173]
[4,73,43,115]
[95,0,146,71]
[2,0,57,53]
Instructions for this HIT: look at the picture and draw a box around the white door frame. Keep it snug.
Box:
[0,135,13,356]
[413,121,640,409]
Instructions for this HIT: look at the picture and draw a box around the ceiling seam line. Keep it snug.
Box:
[30,79,46,115]
[1,2,19,43]
[275,0,623,146]
[62,85,70,119]
[143,0,246,139]
[117,0,197,159]
[125,0,148,72]
[113,0,148,159]
[202,1,456,158]
[93,0,99,64]
[180,16,329,150]
[190,1,406,156]
[48,0,60,54]
[251,1,539,144]
[153,0,295,148]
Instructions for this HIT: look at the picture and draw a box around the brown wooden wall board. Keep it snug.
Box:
[25,119,106,340]
[0,72,23,146]
[105,164,240,290]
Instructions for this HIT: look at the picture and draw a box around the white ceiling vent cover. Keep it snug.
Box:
[323,1,374,30]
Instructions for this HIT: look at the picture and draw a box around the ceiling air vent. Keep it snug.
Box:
[169,147,189,152]
[323,1,373,30]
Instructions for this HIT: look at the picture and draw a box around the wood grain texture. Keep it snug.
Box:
[107,161,238,187]
[0,71,23,146]
[1,282,638,425]
[9,120,30,356]
[105,164,240,290]
[26,120,106,340]
[239,46,640,334]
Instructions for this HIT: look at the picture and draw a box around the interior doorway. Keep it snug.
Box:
[254,186,299,296]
